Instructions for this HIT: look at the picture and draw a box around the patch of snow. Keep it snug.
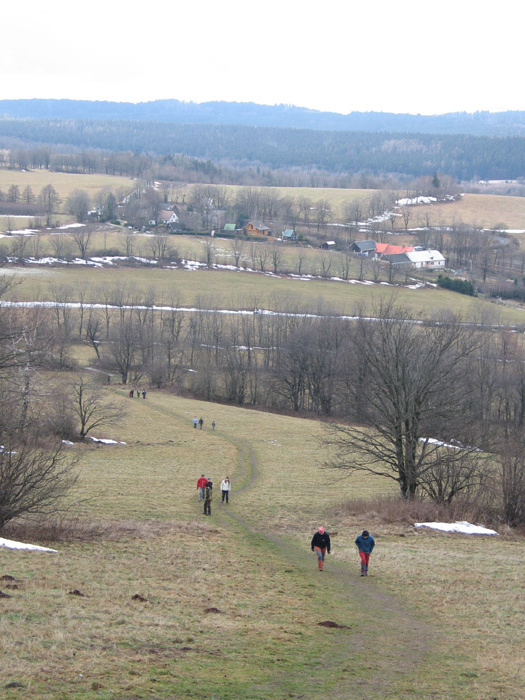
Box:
[414,521,498,536]
[0,537,58,552]
[89,437,126,445]
[419,437,481,452]
[397,196,438,206]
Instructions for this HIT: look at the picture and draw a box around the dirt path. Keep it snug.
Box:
[209,431,432,698]
[142,397,433,699]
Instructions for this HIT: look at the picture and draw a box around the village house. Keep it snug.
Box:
[246,221,272,237]
[351,240,377,255]
[375,242,414,257]
[159,209,179,227]
[282,228,297,241]
[383,249,446,269]
[405,250,446,268]
[320,240,336,250]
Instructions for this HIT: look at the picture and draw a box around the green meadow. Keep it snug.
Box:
[0,391,523,699]
[4,261,525,327]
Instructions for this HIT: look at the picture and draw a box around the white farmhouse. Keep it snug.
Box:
[405,250,446,269]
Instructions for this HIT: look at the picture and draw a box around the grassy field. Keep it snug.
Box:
[0,171,134,233]
[181,184,377,220]
[407,193,525,231]
[0,389,522,699]
[0,171,133,203]
[181,184,525,230]
[3,262,525,327]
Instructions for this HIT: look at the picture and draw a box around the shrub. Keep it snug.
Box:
[437,275,475,296]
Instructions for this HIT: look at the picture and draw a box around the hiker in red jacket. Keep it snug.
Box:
[311,527,331,571]
[196,474,208,501]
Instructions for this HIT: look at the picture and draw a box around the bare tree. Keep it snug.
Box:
[7,185,20,203]
[66,189,91,223]
[73,377,122,439]
[229,237,245,268]
[325,300,480,499]
[71,228,93,259]
[271,245,284,274]
[40,185,60,226]
[0,439,78,529]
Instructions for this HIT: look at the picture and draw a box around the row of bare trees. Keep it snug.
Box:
[1,286,524,524]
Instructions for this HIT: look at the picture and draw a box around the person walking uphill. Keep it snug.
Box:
[355,530,375,576]
[203,480,213,515]
[311,527,331,571]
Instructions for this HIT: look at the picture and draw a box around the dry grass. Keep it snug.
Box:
[5,259,525,327]
[338,494,505,532]
[0,389,523,698]
[182,184,379,220]
[0,171,133,207]
[408,193,525,231]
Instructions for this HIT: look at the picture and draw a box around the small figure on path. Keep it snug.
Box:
[197,474,208,501]
[193,417,198,429]
[129,389,134,398]
[311,526,331,571]
[142,390,146,399]
[198,417,204,430]
[355,530,375,576]
[220,477,231,504]
[203,480,213,515]
[212,420,216,431]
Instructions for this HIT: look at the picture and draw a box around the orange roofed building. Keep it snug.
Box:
[374,243,414,256]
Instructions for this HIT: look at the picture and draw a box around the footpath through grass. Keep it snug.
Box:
[1,391,523,699]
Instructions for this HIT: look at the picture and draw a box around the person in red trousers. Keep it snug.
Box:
[311,526,331,571]
[355,530,375,576]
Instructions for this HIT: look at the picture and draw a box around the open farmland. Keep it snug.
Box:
[0,391,522,699]
[400,193,525,232]
[4,263,525,327]
[181,184,525,231]
[0,171,133,203]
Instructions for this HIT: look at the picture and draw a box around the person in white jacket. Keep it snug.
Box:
[220,477,231,504]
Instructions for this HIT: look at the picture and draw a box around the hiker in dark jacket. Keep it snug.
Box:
[203,480,213,516]
[311,527,331,571]
[355,530,375,576]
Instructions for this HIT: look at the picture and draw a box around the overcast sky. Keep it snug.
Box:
[1,0,521,116]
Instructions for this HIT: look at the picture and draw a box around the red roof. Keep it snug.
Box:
[375,243,414,255]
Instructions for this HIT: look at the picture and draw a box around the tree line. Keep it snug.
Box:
[1,285,524,527]
[1,118,524,181]
[2,99,525,137]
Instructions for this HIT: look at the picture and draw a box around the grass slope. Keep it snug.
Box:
[1,391,523,699]
[4,263,525,326]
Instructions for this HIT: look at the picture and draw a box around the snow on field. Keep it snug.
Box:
[415,521,499,535]
[89,437,126,445]
[0,538,58,552]
[397,196,438,206]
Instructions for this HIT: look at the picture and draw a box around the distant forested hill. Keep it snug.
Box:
[1,99,525,137]
[0,117,523,181]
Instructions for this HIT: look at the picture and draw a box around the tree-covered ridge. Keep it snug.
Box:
[1,118,524,180]
[1,99,525,136]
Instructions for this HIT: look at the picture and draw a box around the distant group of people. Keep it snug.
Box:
[193,417,216,430]
[196,474,231,515]
[129,389,147,399]
[311,526,375,576]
